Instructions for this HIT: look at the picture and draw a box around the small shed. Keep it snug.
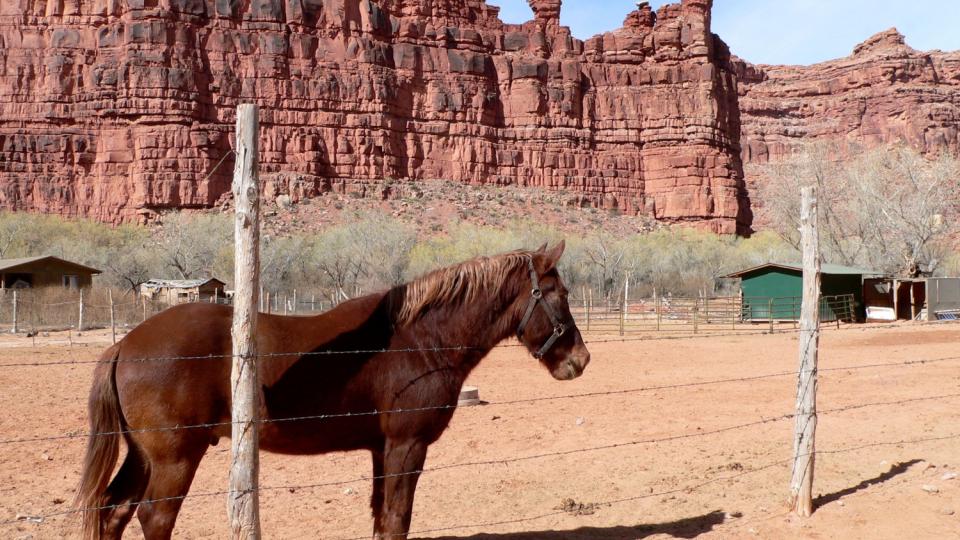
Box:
[0,255,101,289]
[723,262,883,322]
[140,278,227,305]
[863,277,960,321]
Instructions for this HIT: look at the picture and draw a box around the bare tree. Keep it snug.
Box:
[582,233,626,303]
[155,213,232,279]
[753,144,960,276]
[847,147,959,275]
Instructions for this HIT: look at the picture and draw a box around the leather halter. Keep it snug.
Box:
[516,257,568,359]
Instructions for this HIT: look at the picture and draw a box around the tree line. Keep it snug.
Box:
[1,143,955,304]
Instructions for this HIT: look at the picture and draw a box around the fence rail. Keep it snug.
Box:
[0,288,860,339]
[571,293,857,335]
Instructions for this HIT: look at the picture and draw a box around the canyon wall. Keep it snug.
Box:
[0,0,751,233]
[737,28,960,164]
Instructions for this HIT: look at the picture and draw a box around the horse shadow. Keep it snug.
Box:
[814,459,922,509]
[426,509,726,540]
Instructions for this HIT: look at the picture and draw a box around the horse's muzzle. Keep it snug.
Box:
[551,350,589,380]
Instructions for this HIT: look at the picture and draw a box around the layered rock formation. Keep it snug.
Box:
[737,28,960,164]
[0,0,751,233]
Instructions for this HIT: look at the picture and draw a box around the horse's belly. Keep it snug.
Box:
[258,417,382,455]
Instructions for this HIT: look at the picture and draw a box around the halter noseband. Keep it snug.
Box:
[516,257,567,359]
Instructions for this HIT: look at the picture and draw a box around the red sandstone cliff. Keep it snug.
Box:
[737,28,960,164]
[0,0,751,234]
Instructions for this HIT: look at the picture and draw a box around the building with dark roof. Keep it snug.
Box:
[0,256,101,289]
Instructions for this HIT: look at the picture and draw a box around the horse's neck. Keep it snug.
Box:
[402,289,523,374]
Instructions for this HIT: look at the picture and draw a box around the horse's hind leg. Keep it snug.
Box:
[100,441,149,539]
[135,435,206,540]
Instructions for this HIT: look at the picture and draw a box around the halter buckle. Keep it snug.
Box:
[531,288,543,299]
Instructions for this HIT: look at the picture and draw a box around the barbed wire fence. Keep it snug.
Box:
[0,327,958,534]
[1,113,957,537]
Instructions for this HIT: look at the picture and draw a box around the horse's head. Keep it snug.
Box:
[514,241,591,381]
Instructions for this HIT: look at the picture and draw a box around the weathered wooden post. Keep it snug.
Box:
[693,299,699,334]
[108,289,116,345]
[768,298,775,333]
[78,288,84,332]
[292,289,297,313]
[579,286,586,330]
[12,290,18,334]
[229,103,262,539]
[622,276,630,335]
[587,287,593,332]
[789,186,820,517]
[619,277,627,336]
[655,293,662,331]
[142,294,147,322]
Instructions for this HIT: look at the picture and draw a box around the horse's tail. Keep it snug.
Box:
[76,344,123,540]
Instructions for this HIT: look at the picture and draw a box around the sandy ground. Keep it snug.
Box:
[1,323,959,539]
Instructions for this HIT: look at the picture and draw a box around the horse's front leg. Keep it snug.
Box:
[370,449,385,537]
[375,438,428,540]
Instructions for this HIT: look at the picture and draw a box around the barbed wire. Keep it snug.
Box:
[4,351,960,446]
[5,403,958,530]
[0,311,957,530]
[336,428,960,540]
[3,316,958,369]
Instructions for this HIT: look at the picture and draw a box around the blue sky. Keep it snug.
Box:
[492,0,960,65]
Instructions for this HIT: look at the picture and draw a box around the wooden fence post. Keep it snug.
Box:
[229,103,262,539]
[655,293,662,331]
[581,286,588,331]
[108,289,116,345]
[768,298,775,333]
[693,299,699,334]
[587,288,593,332]
[142,295,147,322]
[619,276,628,336]
[12,290,18,334]
[78,288,84,332]
[789,186,820,517]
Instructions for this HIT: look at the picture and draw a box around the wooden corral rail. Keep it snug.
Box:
[570,294,857,335]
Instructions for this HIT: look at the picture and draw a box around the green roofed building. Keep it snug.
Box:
[722,263,884,322]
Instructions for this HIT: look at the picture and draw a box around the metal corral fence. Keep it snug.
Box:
[571,294,857,335]
[0,288,169,334]
[0,288,857,337]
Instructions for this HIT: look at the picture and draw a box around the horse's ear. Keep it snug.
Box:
[543,240,565,271]
[535,242,548,253]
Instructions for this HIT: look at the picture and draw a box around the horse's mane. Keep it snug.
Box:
[393,250,532,325]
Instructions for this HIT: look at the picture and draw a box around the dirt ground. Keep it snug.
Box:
[1,323,959,539]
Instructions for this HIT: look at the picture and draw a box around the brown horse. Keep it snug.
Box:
[76,242,589,539]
